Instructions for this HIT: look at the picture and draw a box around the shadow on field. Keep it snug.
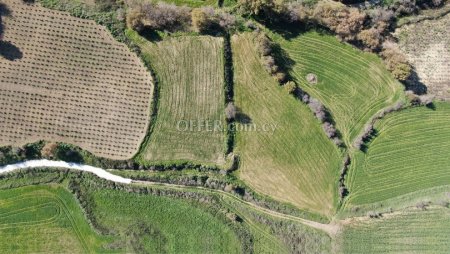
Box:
[235,107,252,124]
[0,3,12,39]
[0,41,23,61]
[139,29,162,42]
[404,68,428,95]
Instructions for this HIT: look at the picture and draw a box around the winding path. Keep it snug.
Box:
[0,160,339,236]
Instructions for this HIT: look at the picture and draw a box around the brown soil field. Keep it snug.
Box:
[395,13,450,100]
[0,0,153,160]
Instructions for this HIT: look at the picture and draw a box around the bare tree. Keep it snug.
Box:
[225,102,237,120]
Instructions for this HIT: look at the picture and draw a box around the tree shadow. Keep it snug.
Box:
[271,42,296,81]
[0,3,11,17]
[0,3,12,39]
[235,107,252,124]
[0,41,23,61]
[404,67,428,95]
[426,102,436,110]
[265,22,306,40]
[139,29,162,42]
[361,129,379,153]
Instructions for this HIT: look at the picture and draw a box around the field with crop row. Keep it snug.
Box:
[345,102,450,205]
[0,0,153,160]
[232,33,342,217]
[129,32,227,165]
[274,31,403,145]
[0,185,110,253]
[338,207,450,253]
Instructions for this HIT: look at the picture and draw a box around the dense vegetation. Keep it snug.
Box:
[232,33,342,218]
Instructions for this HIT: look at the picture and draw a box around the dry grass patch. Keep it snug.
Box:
[0,0,153,160]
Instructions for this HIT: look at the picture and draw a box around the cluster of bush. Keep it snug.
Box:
[239,0,447,81]
[254,31,288,83]
[126,1,238,34]
[252,30,343,146]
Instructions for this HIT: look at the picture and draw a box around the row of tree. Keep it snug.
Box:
[126,1,238,34]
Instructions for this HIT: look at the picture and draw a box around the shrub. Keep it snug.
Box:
[191,7,236,33]
[239,0,287,23]
[284,81,297,94]
[381,41,412,81]
[322,122,337,138]
[312,1,366,41]
[144,2,191,32]
[308,98,326,122]
[192,7,215,33]
[126,7,145,32]
[225,102,237,120]
[127,2,191,32]
[357,28,382,50]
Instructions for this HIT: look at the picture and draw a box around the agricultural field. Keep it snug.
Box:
[0,0,153,160]
[395,13,450,100]
[90,188,243,253]
[337,207,450,253]
[129,31,227,165]
[232,33,342,218]
[273,31,404,145]
[221,195,332,254]
[345,102,450,206]
[0,185,111,253]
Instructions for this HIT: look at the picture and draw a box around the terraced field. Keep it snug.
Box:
[346,102,450,205]
[273,31,404,145]
[0,0,153,160]
[0,185,110,253]
[129,31,227,165]
[232,33,342,217]
[338,208,450,253]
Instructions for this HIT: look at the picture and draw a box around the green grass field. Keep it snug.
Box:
[90,188,242,253]
[232,33,342,218]
[0,185,111,253]
[346,102,450,206]
[129,31,227,166]
[273,31,404,145]
[338,207,450,253]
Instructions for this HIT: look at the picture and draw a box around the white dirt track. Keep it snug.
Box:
[0,159,132,184]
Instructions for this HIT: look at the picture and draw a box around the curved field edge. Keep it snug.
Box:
[0,185,112,253]
[231,32,342,218]
[345,102,450,207]
[126,31,228,166]
[271,30,404,146]
[336,207,450,253]
[0,0,154,160]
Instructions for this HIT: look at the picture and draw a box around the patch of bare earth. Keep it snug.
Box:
[0,0,153,160]
[395,13,450,100]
